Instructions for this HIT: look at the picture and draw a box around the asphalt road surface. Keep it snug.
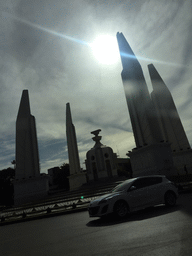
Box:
[1,192,192,256]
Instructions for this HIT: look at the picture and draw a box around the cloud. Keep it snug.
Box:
[0,0,192,173]
[0,134,15,170]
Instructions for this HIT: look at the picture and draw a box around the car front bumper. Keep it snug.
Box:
[88,204,110,217]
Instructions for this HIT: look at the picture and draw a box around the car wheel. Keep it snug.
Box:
[114,200,129,218]
[164,191,176,207]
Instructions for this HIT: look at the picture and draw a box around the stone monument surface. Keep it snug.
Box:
[116,32,175,176]
[148,63,192,173]
[15,90,40,180]
[14,90,49,205]
[86,129,117,181]
[66,103,86,190]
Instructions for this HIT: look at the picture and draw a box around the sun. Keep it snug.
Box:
[91,35,120,65]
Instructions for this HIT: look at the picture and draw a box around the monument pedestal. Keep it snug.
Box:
[86,129,118,182]
[13,175,49,205]
[68,173,87,191]
[172,149,192,174]
[128,143,176,177]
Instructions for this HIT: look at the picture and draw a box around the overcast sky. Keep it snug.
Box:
[0,0,192,173]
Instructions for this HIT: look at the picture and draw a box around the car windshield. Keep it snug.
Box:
[112,179,135,192]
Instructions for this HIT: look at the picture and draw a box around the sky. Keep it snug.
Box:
[0,0,192,173]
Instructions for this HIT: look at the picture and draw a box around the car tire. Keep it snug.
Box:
[164,191,177,207]
[114,200,129,218]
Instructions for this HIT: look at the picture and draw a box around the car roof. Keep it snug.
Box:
[136,175,166,179]
[124,175,166,183]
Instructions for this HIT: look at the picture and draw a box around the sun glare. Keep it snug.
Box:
[91,35,120,65]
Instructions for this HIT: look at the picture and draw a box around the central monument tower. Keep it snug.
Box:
[86,129,117,181]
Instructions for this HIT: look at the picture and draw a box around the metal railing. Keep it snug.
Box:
[0,179,124,224]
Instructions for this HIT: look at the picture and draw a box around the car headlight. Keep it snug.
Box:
[99,199,107,204]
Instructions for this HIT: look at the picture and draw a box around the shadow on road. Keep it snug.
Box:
[86,204,180,227]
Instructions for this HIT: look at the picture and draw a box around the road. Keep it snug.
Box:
[1,192,192,256]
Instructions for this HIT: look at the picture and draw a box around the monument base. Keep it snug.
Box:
[13,175,49,205]
[128,143,176,177]
[87,168,118,182]
[172,149,192,175]
[68,172,87,191]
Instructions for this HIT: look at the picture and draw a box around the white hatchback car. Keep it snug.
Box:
[88,175,178,218]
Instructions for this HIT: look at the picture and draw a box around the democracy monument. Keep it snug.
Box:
[10,32,192,205]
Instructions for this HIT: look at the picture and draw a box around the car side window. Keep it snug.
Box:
[146,177,162,186]
[130,178,147,190]
[130,177,162,190]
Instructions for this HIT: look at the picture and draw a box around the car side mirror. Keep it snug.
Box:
[130,186,136,191]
